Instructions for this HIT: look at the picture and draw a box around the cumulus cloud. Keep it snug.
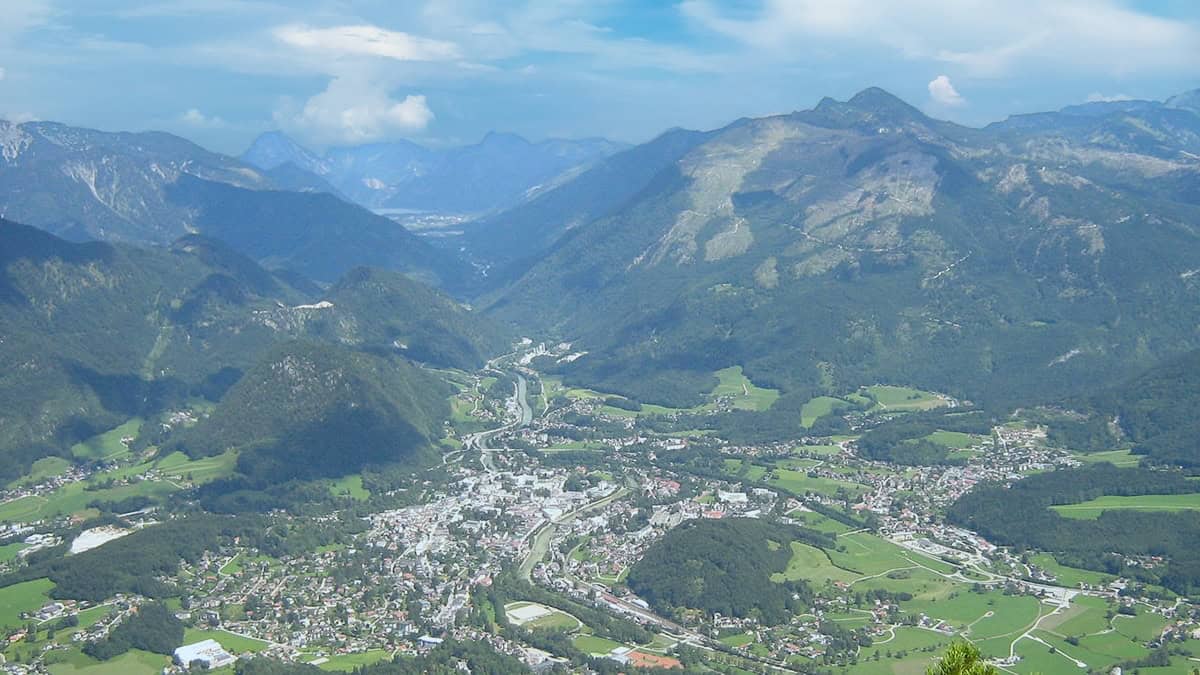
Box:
[928,75,965,106]
[274,24,459,62]
[277,76,434,145]
[179,108,225,128]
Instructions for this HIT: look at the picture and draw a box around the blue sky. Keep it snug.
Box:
[0,0,1197,154]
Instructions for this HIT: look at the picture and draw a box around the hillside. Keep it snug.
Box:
[483,88,1200,408]
[176,341,451,484]
[241,130,626,213]
[0,220,498,481]
[0,121,463,285]
[1048,349,1200,468]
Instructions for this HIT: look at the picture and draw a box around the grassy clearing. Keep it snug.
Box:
[800,396,850,428]
[828,533,955,577]
[0,578,53,627]
[0,478,176,523]
[771,542,857,585]
[10,457,72,488]
[924,430,980,448]
[711,367,780,411]
[769,468,866,499]
[47,648,169,675]
[328,474,370,501]
[1051,493,1200,519]
[1028,554,1115,588]
[787,510,853,535]
[719,632,756,648]
[1074,448,1141,467]
[865,386,946,412]
[316,650,391,671]
[70,419,143,460]
[154,450,237,484]
[0,542,27,562]
[574,635,623,655]
[182,628,270,654]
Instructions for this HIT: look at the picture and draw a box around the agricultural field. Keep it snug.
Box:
[711,366,779,411]
[864,386,947,412]
[771,542,857,585]
[9,457,72,488]
[768,468,867,499]
[313,650,391,671]
[1074,448,1141,468]
[1027,554,1115,588]
[182,628,270,654]
[46,648,169,675]
[800,396,850,428]
[1051,493,1200,519]
[70,419,143,461]
[0,578,53,628]
[0,477,177,523]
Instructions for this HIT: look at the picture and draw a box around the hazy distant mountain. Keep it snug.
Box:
[0,120,467,285]
[483,88,1200,408]
[241,130,627,213]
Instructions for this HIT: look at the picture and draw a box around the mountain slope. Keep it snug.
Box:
[485,88,1200,408]
[176,341,451,483]
[241,131,626,213]
[0,121,462,285]
[0,219,499,481]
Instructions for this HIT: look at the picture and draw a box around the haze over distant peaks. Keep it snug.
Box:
[240,130,627,214]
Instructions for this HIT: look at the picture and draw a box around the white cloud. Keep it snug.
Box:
[1086,92,1134,103]
[180,108,226,128]
[274,24,459,62]
[0,67,5,81]
[681,0,1200,78]
[928,75,965,106]
[1,111,38,124]
[277,76,434,145]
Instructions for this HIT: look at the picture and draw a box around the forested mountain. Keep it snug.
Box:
[0,220,499,482]
[0,121,465,285]
[482,88,1200,408]
[241,130,626,213]
[175,341,451,483]
[1049,348,1200,468]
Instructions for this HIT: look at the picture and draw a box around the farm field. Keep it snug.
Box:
[315,650,391,671]
[1075,448,1141,467]
[1051,493,1200,519]
[0,578,53,628]
[46,649,168,675]
[800,396,850,427]
[182,628,270,654]
[1028,554,1115,588]
[711,366,779,411]
[769,468,867,499]
[864,386,946,412]
[70,419,143,460]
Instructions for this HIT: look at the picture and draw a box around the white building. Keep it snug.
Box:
[174,639,236,669]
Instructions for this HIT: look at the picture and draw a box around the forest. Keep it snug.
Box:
[626,518,824,625]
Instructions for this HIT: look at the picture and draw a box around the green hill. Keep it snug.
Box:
[176,341,451,484]
[626,518,824,625]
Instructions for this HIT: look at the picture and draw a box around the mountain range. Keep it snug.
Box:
[240,130,626,213]
[3,85,1200,478]
[0,220,503,483]
[479,87,1200,408]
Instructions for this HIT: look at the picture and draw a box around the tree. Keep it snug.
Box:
[925,641,998,675]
